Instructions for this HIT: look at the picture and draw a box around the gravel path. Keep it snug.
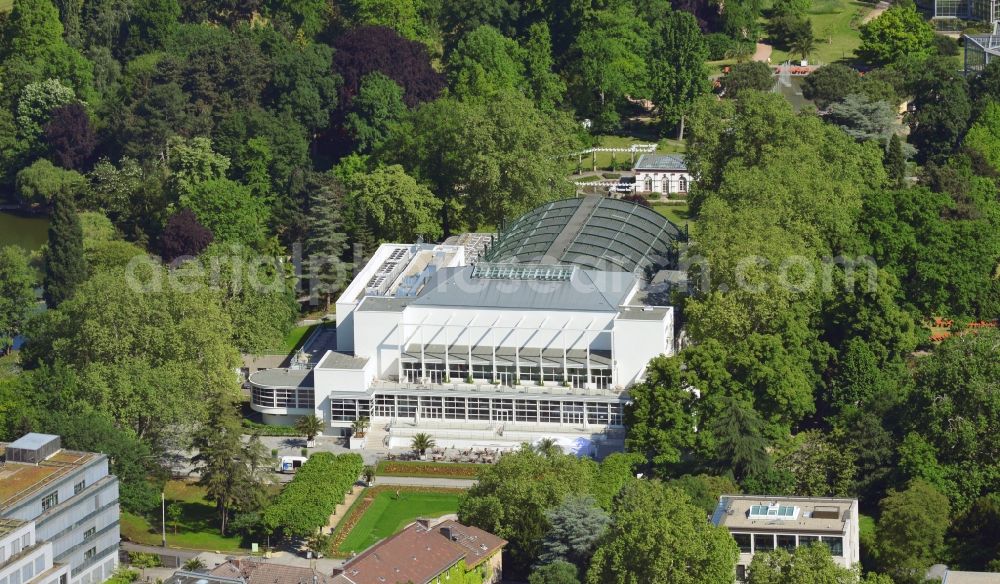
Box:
[753,42,773,62]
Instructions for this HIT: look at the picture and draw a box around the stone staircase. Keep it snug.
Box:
[363,423,390,451]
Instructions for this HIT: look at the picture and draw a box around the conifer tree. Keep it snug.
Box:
[43,190,87,307]
[885,133,906,188]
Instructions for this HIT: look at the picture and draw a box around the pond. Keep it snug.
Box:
[0,211,49,252]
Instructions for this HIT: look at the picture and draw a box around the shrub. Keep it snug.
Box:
[128,552,162,568]
[705,33,736,60]
[264,452,364,537]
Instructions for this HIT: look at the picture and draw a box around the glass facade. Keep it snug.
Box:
[347,393,624,426]
[251,386,314,409]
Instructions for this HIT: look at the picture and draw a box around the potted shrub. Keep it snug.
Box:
[295,415,323,448]
[362,465,376,486]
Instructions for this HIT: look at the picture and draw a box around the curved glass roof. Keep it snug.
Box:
[481,197,685,274]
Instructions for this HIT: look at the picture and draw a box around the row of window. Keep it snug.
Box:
[0,553,47,584]
[251,387,315,409]
[732,533,844,556]
[400,362,612,389]
[335,395,624,425]
[0,532,32,566]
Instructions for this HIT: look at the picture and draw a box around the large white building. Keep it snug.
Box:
[250,197,686,450]
[0,519,71,584]
[0,434,120,584]
[711,495,860,582]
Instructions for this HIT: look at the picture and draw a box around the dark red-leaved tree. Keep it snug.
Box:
[332,25,445,109]
[159,209,214,262]
[44,102,97,170]
[622,194,652,208]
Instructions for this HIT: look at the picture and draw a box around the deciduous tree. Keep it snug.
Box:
[344,73,406,153]
[539,495,610,577]
[158,208,214,261]
[859,4,935,65]
[649,10,708,138]
[876,479,951,584]
[44,102,96,169]
[0,246,36,354]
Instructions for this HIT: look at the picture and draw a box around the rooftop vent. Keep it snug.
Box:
[6,434,61,464]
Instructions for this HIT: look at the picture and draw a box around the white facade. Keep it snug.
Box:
[0,520,71,584]
[632,154,692,195]
[1,435,120,584]
[251,197,684,450]
[711,495,860,582]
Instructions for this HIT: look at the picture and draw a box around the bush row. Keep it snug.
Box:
[264,452,364,537]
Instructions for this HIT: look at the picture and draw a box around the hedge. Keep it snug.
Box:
[264,452,364,537]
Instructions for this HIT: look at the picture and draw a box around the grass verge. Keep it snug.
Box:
[119,480,246,552]
[0,0,11,12]
[331,486,465,556]
[375,460,480,479]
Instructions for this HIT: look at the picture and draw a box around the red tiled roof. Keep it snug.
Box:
[336,520,506,584]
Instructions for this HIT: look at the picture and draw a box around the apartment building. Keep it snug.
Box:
[711,495,860,582]
[0,434,120,584]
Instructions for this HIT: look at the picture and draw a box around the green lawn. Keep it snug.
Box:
[768,0,873,65]
[119,481,247,552]
[567,134,687,174]
[652,202,692,227]
[336,490,463,554]
[265,322,331,355]
[0,0,11,12]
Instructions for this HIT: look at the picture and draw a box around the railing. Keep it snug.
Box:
[368,379,622,398]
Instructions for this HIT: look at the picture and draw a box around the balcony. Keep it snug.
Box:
[368,378,625,400]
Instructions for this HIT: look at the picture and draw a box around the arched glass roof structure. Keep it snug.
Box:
[480,197,685,274]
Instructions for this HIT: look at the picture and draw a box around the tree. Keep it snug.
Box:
[16,78,76,141]
[949,493,1000,571]
[649,10,708,138]
[539,495,610,577]
[167,502,182,534]
[876,479,951,584]
[667,474,741,515]
[748,543,859,584]
[411,432,434,456]
[180,179,269,246]
[15,158,87,207]
[332,25,445,110]
[0,246,36,354]
[858,4,935,65]
[458,448,599,578]
[43,190,87,307]
[181,558,206,572]
[447,25,526,99]
[624,356,697,475]
[708,395,771,482]
[529,561,581,584]
[344,73,406,153]
[265,38,338,134]
[380,93,579,232]
[586,481,738,584]
[351,416,369,437]
[569,5,649,130]
[191,397,269,536]
[345,164,443,244]
[166,136,230,200]
[44,102,96,169]
[909,58,971,164]
[303,175,349,312]
[826,93,895,144]
[295,416,323,445]
[771,430,856,497]
[962,100,1000,173]
[120,0,179,57]
[158,209,214,262]
[802,64,862,109]
[521,22,565,112]
[339,0,426,42]
[0,0,94,102]
[884,133,906,187]
[534,437,561,457]
[720,61,773,98]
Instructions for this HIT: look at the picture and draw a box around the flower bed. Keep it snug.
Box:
[375,460,480,478]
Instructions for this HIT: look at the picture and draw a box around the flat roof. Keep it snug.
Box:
[8,433,59,450]
[356,296,409,312]
[0,518,26,538]
[634,153,687,171]
[0,447,98,510]
[712,495,856,534]
[317,350,369,370]
[248,368,313,389]
[409,266,636,313]
[943,571,1000,584]
[616,306,670,321]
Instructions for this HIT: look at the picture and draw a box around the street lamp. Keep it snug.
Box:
[161,492,166,548]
